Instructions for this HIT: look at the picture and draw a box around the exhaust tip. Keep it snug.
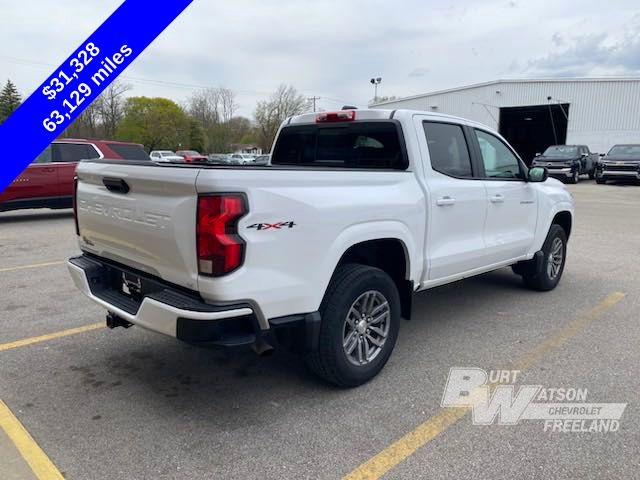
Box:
[252,338,275,357]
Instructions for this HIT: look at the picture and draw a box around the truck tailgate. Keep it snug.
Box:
[75,162,200,291]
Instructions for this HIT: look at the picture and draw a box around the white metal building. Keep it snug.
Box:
[372,78,640,163]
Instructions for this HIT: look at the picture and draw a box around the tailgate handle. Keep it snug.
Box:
[103,177,130,194]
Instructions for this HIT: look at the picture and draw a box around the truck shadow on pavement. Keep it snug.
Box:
[0,210,73,224]
[60,269,537,419]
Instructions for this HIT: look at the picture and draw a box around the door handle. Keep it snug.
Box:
[436,196,456,207]
[490,194,505,204]
[103,177,131,194]
[42,167,56,173]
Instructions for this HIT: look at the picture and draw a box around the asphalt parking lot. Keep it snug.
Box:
[1,180,639,480]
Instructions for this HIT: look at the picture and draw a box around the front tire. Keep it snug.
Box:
[522,225,568,291]
[306,264,401,387]
[596,177,606,184]
[567,170,579,184]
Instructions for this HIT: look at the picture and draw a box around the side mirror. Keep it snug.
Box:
[581,152,589,158]
[528,166,549,183]
[535,152,542,157]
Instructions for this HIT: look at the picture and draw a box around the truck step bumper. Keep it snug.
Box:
[67,255,256,342]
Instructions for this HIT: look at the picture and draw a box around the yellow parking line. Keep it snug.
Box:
[0,261,64,274]
[343,292,626,480]
[0,400,64,480]
[0,323,105,353]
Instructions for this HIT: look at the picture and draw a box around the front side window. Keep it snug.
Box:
[423,122,473,178]
[475,130,524,179]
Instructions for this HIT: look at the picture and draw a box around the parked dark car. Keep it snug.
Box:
[596,145,640,184]
[1,139,148,212]
[531,145,597,184]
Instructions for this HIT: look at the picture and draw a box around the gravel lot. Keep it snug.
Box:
[1,180,639,480]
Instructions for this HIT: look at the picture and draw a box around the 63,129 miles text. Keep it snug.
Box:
[42,83,92,132]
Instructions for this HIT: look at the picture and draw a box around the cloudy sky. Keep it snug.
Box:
[1,0,639,117]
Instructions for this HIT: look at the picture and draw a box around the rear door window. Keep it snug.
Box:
[423,122,473,178]
[106,143,150,161]
[272,122,408,170]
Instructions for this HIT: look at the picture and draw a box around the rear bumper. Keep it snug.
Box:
[67,255,257,344]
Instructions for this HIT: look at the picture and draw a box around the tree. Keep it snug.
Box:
[0,79,22,123]
[254,85,308,151]
[99,81,131,138]
[64,101,101,138]
[117,97,191,151]
[188,118,206,152]
[219,88,237,123]
[63,80,131,139]
[188,88,220,130]
[187,87,240,152]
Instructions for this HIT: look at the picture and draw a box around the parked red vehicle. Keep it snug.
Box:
[175,150,208,163]
[0,139,149,212]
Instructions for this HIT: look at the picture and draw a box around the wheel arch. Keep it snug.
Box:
[553,210,573,239]
[329,237,414,320]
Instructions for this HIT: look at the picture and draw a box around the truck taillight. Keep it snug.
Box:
[316,110,356,123]
[197,194,247,277]
[73,176,79,236]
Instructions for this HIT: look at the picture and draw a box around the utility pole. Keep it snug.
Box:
[308,96,321,112]
[370,77,382,103]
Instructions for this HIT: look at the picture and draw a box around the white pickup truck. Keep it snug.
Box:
[68,109,574,387]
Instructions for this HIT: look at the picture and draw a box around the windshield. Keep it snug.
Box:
[608,145,640,156]
[543,146,578,157]
[178,150,200,156]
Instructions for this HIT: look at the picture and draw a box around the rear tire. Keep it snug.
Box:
[522,225,568,291]
[305,264,401,388]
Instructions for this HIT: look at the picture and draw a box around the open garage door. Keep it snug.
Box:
[499,104,570,165]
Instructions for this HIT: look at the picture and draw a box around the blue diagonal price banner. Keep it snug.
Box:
[0,0,194,192]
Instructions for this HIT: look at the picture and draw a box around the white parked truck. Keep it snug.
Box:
[68,109,574,387]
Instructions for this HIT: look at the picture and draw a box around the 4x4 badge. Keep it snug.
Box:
[248,222,296,231]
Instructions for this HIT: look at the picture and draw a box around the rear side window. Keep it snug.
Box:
[107,143,150,161]
[53,143,100,162]
[423,122,473,178]
[272,122,408,170]
[32,145,52,164]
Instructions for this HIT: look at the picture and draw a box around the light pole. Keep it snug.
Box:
[370,77,382,103]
